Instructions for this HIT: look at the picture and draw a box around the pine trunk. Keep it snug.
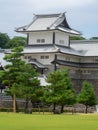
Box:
[85,105,88,114]
[53,103,56,114]
[61,105,64,113]
[25,97,29,113]
[13,94,17,113]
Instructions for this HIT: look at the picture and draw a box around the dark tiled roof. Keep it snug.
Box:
[53,59,98,68]
[28,58,47,69]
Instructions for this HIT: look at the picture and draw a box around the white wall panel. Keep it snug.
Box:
[55,31,69,46]
[29,31,53,45]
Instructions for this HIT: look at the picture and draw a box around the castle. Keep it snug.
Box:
[1,12,98,99]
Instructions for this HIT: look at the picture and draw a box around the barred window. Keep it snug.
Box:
[82,70,91,74]
[40,56,49,59]
[40,56,44,59]
[59,40,64,44]
[37,39,45,43]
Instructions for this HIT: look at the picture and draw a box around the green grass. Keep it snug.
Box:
[0,113,98,130]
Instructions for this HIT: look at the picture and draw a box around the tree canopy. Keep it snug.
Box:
[77,81,96,113]
[1,46,25,112]
[6,36,27,48]
[0,45,39,113]
[44,68,76,113]
[70,36,86,40]
[89,37,98,40]
[16,64,40,113]
[0,32,10,48]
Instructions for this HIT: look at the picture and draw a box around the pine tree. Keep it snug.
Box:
[1,46,40,113]
[44,68,76,114]
[77,81,96,113]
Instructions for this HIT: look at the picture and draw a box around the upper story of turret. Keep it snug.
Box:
[15,13,80,47]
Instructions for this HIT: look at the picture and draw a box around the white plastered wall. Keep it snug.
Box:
[28,31,53,45]
[23,53,55,65]
[55,31,69,46]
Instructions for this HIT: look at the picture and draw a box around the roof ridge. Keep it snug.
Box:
[34,13,61,18]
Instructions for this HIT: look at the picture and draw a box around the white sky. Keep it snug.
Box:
[0,0,98,39]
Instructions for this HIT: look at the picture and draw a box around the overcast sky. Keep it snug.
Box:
[0,0,98,39]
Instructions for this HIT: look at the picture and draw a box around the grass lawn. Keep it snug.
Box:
[0,112,98,130]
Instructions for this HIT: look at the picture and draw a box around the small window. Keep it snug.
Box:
[70,69,75,74]
[37,39,45,43]
[28,56,32,59]
[45,56,49,59]
[95,59,98,62]
[40,56,49,59]
[41,39,45,43]
[24,56,27,59]
[37,39,40,43]
[82,70,90,74]
[40,56,44,59]
[59,40,64,44]
[65,57,70,61]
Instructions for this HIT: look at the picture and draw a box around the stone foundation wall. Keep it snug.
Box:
[69,69,98,100]
[0,94,32,109]
[72,78,98,100]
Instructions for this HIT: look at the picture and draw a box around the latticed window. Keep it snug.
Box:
[37,39,40,43]
[40,56,49,59]
[40,56,44,59]
[82,70,91,74]
[41,39,45,43]
[45,56,49,59]
[59,40,64,44]
[37,39,45,43]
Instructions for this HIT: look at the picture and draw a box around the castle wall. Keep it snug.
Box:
[70,69,98,100]
[23,53,55,65]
